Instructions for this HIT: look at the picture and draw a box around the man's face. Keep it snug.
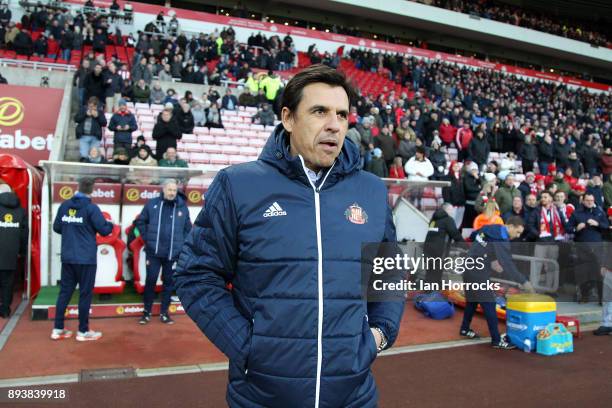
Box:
[526,194,537,208]
[505,176,514,187]
[94,65,102,74]
[166,148,177,161]
[541,193,552,206]
[583,195,595,209]
[554,192,565,205]
[282,83,349,172]
[120,104,128,112]
[512,196,522,211]
[163,182,178,200]
[161,111,172,121]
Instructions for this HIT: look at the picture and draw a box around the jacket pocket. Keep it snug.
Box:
[364,315,378,364]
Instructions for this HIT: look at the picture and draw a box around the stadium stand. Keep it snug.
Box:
[411,0,609,47]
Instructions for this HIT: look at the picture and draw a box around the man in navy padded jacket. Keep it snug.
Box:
[134,179,192,325]
[51,178,113,342]
[175,65,405,408]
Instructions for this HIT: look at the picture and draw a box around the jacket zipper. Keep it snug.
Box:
[154,201,164,255]
[168,202,176,260]
[298,156,335,408]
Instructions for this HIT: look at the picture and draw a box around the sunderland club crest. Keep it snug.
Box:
[345,203,368,225]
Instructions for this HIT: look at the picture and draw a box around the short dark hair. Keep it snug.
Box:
[505,215,524,227]
[78,177,95,195]
[416,146,426,156]
[281,64,356,115]
[540,191,553,199]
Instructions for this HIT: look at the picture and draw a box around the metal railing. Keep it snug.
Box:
[0,57,76,72]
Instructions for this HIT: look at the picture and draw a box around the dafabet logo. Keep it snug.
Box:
[0,97,25,127]
[188,190,202,204]
[0,95,54,153]
[58,186,74,200]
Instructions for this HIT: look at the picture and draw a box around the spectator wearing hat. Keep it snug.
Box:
[429,139,447,180]
[129,135,152,159]
[108,99,138,152]
[518,172,537,200]
[380,105,394,127]
[365,148,388,178]
[569,183,586,208]
[111,147,131,165]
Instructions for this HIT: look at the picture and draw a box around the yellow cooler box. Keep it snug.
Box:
[506,294,556,352]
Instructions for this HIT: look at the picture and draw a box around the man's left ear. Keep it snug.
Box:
[281,107,294,133]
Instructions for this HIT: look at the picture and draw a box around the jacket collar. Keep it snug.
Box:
[258,124,361,189]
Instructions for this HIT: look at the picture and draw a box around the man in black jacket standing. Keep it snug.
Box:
[152,107,182,160]
[423,203,464,286]
[468,130,490,169]
[0,184,27,318]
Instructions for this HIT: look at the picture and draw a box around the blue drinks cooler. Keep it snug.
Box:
[505,294,556,352]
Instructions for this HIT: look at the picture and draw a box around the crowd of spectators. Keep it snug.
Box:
[414,0,609,46]
[343,48,611,258]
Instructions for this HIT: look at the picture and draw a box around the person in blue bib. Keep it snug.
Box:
[461,216,535,349]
